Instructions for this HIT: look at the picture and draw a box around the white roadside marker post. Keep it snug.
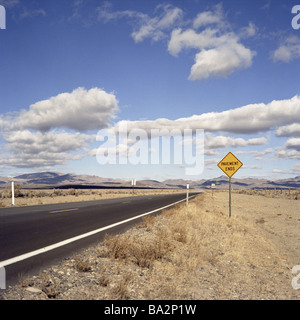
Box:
[131,179,136,194]
[186,184,189,206]
[11,181,15,206]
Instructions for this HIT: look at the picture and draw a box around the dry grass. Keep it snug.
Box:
[104,226,174,269]
[110,273,132,300]
[0,187,187,207]
[97,192,299,299]
[73,255,92,272]
[237,188,300,200]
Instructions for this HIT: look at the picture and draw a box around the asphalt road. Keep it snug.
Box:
[0,192,200,285]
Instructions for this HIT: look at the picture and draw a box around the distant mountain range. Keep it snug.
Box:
[0,171,300,190]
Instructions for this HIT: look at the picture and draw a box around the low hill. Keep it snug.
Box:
[0,172,299,190]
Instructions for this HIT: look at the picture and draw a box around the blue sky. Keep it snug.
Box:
[1,0,300,181]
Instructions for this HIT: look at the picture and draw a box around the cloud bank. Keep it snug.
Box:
[5,87,118,132]
[0,87,118,169]
[115,95,300,135]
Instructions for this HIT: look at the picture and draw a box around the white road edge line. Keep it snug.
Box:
[0,195,197,267]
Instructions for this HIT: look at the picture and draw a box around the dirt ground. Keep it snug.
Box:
[230,190,300,266]
[1,190,300,300]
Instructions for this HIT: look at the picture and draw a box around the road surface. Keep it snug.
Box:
[0,192,200,285]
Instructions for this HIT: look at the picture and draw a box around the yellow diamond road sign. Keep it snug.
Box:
[217,152,243,178]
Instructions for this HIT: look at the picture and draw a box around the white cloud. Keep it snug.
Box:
[98,3,255,81]
[253,148,273,159]
[272,169,285,174]
[4,130,90,154]
[276,123,300,137]
[275,148,300,160]
[275,137,300,160]
[0,153,81,169]
[5,87,118,132]
[97,3,183,43]
[0,130,91,168]
[132,5,184,42]
[19,8,46,19]
[273,36,300,62]
[97,2,146,23]
[115,95,300,135]
[94,143,136,158]
[205,134,267,149]
[188,41,254,80]
[166,3,256,81]
[168,26,255,81]
[168,28,220,57]
[235,148,274,160]
[290,163,300,174]
[204,158,219,165]
[243,165,263,170]
[239,22,258,38]
[193,4,224,29]
[285,137,300,152]
[0,87,117,170]
[0,129,90,169]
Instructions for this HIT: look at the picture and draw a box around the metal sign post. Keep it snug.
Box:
[229,177,232,217]
[217,152,243,217]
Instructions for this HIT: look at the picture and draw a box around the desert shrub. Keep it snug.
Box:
[75,189,84,196]
[130,243,157,268]
[0,184,25,198]
[35,190,48,198]
[99,275,109,287]
[136,215,156,230]
[104,226,174,269]
[104,233,130,260]
[73,255,92,272]
[238,188,247,194]
[170,223,188,243]
[0,188,10,198]
[13,184,24,197]
[51,189,63,197]
[110,273,132,300]
[22,190,35,198]
[67,188,77,196]
[130,233,173,268]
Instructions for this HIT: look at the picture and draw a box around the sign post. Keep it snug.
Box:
[217,152,243,217]
[229,177,232,217]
